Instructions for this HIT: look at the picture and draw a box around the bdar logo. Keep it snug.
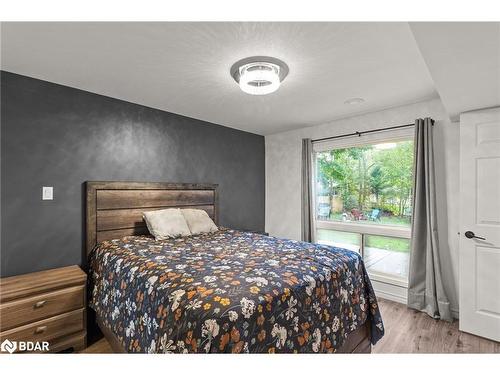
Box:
[1,339,17,354]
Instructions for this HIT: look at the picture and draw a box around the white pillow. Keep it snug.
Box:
[181,209,218,235]
[143,208,191,240]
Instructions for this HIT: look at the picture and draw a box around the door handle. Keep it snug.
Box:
[34,326,47,334]
[464,231,486,240]
[34,300,46,308]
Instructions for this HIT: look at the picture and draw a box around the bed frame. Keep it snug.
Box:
[86,181,219,255]
[85,181,371,353]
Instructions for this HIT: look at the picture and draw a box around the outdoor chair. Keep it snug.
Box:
[317,203,331,220]
[350,209,365,221]
[369,208,381,221]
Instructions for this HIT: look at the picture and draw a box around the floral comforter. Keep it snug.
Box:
[88,229,384,353]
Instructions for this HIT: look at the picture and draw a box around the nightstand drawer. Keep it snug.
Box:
[0,285,84,331]
[0,308,85,351]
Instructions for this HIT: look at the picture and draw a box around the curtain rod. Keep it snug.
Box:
[312,122,421,143]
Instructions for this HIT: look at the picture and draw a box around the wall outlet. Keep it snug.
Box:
[42,186,53,200]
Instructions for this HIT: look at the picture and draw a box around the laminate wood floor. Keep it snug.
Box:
[373,299,499,353]
[81,298,500,354]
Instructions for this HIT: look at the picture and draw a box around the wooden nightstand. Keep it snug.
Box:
[0,265,87,353]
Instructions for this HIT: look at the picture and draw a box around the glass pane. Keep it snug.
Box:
[316,229,361,253]
[315,140,413,228]
[364,235,410,279]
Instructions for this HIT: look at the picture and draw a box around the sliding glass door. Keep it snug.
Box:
[312,128,414,286]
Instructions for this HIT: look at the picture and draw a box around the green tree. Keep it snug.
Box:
[349,146,374,211]
[316,149,353,210]
[374,141,413,216]
[370,165,387,204]
[316,140,413,219]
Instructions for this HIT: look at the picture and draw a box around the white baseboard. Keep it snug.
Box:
[371,279,408,305]
[371,279,461,319]
[374,288,408,305]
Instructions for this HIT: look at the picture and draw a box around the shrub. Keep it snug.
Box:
[342,196,358,211]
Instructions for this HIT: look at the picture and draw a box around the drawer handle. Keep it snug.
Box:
[34,326,47,334]
[34,300,46,308]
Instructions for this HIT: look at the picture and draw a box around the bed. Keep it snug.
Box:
[86,181,384,353]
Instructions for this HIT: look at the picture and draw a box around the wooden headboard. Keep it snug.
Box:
[85,181,218,255]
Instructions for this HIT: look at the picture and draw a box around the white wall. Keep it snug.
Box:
[265,98,460,314]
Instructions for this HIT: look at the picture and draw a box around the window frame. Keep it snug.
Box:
[311,127,414,286]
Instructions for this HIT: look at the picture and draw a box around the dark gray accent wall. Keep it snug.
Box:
[1,71,265,277]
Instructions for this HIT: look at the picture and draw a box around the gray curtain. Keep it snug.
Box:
[301,138,314,242]
[407,118,451,321]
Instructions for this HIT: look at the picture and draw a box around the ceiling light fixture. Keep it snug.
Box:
[344,97,365,105]
[230,56,289,95]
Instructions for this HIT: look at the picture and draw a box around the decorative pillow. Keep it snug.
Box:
[143,208,191,240]
[181,209,218,235]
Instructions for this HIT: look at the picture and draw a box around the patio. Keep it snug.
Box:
[317,239,409,279]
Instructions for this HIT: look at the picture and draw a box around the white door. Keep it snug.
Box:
[459,107,500,342]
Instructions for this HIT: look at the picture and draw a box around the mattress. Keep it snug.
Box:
[88,229,384,353]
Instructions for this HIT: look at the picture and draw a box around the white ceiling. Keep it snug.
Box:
[410,22,500,121]
[1,22,439,135]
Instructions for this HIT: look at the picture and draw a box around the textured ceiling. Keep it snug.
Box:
[1,22,437,135]
[410,22,500,121]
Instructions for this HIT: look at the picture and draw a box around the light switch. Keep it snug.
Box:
[42,186,53,200]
